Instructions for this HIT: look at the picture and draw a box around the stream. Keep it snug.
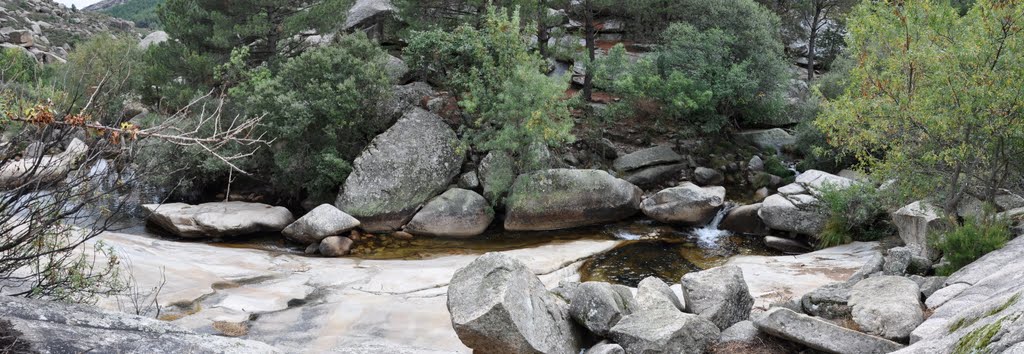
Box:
[116,205,780,288]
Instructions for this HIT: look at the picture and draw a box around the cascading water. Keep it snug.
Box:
[692,203,735,248]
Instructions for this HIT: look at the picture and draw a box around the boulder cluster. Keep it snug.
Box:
[0,0,134,63]
[447,253,755,354]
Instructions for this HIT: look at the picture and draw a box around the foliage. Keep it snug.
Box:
[816,182,889,248]
[104,0,164,28]
[932,217,1011,276]
[138,40,216,111]
[763,155,794,177]
[229,33,393,199]
[395,0,540,31]
[600,0,789,133]
[406,7,575,165]
[817,0,1024,213]
[57,35,145,125]
[0,48,41,83]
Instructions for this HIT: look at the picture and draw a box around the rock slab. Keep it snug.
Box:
[144,202,294,238]
[609,310,720,354]
[282,204,359,245]
[848,276,924,342]
[754,307,905,354]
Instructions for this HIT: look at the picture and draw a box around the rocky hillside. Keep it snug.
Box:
[0,0,136,62]
[82,0,130,11]
[85,0,161,28]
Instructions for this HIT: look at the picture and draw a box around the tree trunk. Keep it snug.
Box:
[583,0,595,102]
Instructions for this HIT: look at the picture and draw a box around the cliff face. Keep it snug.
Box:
[0,0,136,62]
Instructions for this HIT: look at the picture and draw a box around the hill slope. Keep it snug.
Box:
[86,0,162,28]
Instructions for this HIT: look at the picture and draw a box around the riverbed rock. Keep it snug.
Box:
[457,171,480,190]
[693,167,724,186]
[318,236,354,257]
[622,163,685,188]
[908,275,947,298]
[384,54,409,83]
[796,169,856,192]
[640,182,725,225]
[719,320,759,343]
[504,169,642,231]
[336,108,464,232]
[0,138,88,189]
[758,193,826,235]
[635,277,684,312]
[892,201,945,260]
[763,235,812,254]
[883,246,913,275]
[584,341,625,354]
[848,276,924,341]
[720,204,770,235]
[608,310,720,354]
[754,307,905,354]
[282,204,360,245]
[801,282,852,319]
[569,282,636,336]
[748,156,765,172]
[479,150,516,205]
[448,253,582,354]
[404,188,494,238]
[612,146,683,172]
[680,266,754,330]
[735,129,796,150]
[0,295,280,353]
[143,202,294,238]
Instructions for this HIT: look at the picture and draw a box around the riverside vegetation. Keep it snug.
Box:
[1,0,1024,353]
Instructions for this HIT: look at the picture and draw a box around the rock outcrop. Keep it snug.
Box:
[613,146,686,188]
[898,235,1024,353]
[336,108,464,232]
[635,277,685,312]
[504,169,642,231]
[735,129,796,150]
[447,253,582,354]
[1,0,135,63]
[143,202,294,238]
[404,188,494,238]
[282,204,360,245]
[640,183,725,225]
[680,266,754,330]
[0,295,279,353]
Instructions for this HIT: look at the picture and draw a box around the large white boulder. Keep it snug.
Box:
[143,202,294,238]
[641,182,725,226]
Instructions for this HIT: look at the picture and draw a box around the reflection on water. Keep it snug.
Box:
[579,234,778,287]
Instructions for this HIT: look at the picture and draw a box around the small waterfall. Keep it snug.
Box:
[693,203,735,248]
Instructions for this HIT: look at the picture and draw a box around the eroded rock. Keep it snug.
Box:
[282,204,359,245]
[680,266,754,330]
[504,169,641,231]
[144,202,294,238]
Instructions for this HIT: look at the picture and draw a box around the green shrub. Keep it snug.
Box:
[816,183,889,249]
[933,217,1011,276]
[763,155,793,177]
[230,33,393,199]
[0,48,40,83]
[60,35,144,124]
[406,7,574,166]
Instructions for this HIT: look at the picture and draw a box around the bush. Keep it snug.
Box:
[932,217,1011,276]
[816,183,890,249]
[0,48,40,83]
[406,7,574,166]
[59,35,145,124]
[230,33,393,199]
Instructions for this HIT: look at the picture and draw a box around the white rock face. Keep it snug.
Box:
[680,266,754,330]
[848,276,924,341]
[138,30,168,49]
[143,202,294,238]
